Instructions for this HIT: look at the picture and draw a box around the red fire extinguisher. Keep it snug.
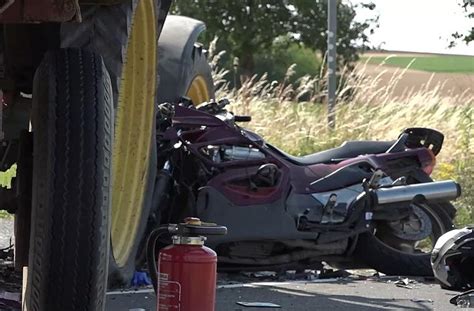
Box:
[147,218,227,311]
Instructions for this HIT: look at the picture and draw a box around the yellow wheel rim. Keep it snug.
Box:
[186,75,210,105]
[111,0,156,267]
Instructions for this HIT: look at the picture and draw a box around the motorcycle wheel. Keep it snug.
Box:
[354,199,454,276]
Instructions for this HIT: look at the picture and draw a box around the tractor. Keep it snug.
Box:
[0,1,213,309]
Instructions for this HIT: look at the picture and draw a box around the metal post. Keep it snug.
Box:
[327,0,337,129]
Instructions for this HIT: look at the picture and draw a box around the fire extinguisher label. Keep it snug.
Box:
[159,274,181,311]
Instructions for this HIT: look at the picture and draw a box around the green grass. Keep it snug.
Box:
[362,55,474,73]
[0,164,16,218]
[0,164,16,189]
[0,210,12,219]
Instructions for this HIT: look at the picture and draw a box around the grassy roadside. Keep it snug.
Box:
[0,164,16,219]
[0,210,12,219]
[0,164,16,189]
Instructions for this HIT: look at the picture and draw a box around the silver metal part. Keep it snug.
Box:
[374,180,461,205]
[386,205,432,241]
[368,169,384,188]
[312,177,394,208]
[172,235,206,245]
[204,145,265,163]
[168,224,179,234]
[392,176,407,186]
[312,184,362,207]
[222,146,265,161]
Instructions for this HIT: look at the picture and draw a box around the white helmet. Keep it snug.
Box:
[431,226,474,290]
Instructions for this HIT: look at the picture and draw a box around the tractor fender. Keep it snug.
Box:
[157,15,207,104]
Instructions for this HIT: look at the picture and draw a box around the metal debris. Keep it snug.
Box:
[236,301,281,308]
[252,271,277,278]
[394,278,417,289]
[318,269,351,279]
[410,298,433,303]
[285,270,317,280]
[241,271,277,279]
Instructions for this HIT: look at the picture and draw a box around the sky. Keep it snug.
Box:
[352,0,474,56]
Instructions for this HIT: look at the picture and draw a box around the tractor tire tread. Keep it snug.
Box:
[28,49,112,311]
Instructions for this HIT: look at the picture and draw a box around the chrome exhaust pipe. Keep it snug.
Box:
[374,180,461,205]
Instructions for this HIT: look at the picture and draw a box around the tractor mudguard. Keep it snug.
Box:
[157,15,207,104]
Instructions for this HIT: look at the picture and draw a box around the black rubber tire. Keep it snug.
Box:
[61,1,159,285]
[157,42,214,104]
[60,2,157,108]
[354,202,454,276]
[26,49,112,311]
[186,45,215,100]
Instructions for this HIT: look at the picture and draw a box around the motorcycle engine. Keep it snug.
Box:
[203,145,265,163]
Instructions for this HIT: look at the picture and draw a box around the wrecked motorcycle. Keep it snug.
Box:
[149,99,461,276]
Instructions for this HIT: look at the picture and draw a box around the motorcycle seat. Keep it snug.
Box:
[269,140,395,165]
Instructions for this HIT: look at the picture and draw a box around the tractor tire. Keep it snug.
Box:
[27,49,112,311]
[156,15,214,105]
[157,42,214,105]
[61,0,160,286]
[183,46,215,105]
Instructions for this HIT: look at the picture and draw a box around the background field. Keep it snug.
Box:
[357,52,474,98]
[361,53,474,73]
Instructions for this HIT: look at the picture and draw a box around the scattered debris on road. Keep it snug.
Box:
[236,301,281,308]
[0,288,21,310]
[394,277,417,289]
[450,289,474,308]
[410,298,433,303]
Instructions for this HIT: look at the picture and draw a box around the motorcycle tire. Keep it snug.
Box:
[354,200,454,276]
[61,0,160,286]
[27,49,112,311]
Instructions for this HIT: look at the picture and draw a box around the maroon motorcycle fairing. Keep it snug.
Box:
[163,105,440,258]
[171,105,434,205]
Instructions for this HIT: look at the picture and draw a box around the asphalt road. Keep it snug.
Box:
[106,277,462,311]
[0,218,14,249]
[0,218,466,310]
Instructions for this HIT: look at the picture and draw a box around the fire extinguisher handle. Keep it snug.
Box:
[180,224,228,236]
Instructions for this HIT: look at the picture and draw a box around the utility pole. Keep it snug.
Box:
[327,0,337,129]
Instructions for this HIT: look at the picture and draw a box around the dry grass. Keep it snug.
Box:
[210,47,474,225]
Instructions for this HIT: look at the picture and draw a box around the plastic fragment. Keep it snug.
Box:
[131,271,152,287]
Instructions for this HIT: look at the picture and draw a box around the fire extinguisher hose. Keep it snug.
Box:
[146,225,176,294]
